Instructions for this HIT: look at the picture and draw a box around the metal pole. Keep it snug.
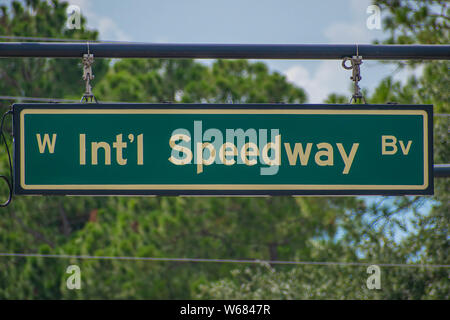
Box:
[1,42,449,178]
[434,164,450,178]
[0,42,449,59]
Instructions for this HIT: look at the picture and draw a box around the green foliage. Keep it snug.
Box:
[198,0,450,299]
[323,93,348,104]
[0,0,448,300]
[0,0,109,112]
[96,59,306,104]
[374,0,449,45]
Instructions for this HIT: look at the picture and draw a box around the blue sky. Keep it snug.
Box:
[66,0,422,103]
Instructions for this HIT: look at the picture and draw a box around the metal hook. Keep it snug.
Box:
[80,43,98,103]
[342,55,366,104]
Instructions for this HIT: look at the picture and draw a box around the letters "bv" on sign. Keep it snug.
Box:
[381,135,412,155]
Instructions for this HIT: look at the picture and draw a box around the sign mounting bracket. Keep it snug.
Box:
[80,42,98,103]
[342,45,366,104]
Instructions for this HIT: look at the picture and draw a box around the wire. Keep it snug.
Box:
[0,108,13,207]
[0,95,123,104]
[0,253,448,268]
[0,96,449,117]
[0,95,78,103]
[0,35,90,42]
[0,35,134,43]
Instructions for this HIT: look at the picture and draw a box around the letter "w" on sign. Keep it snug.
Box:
[36,133,57,153]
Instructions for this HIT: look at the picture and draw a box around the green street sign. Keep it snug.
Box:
[13,104,433,196]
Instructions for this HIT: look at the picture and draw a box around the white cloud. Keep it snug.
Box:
[285,61,351,103]
[97,17,131,41]
[285,61,425,104]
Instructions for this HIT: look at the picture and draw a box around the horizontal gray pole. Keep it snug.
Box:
[434,164,450,178]
[0,42,449,59]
